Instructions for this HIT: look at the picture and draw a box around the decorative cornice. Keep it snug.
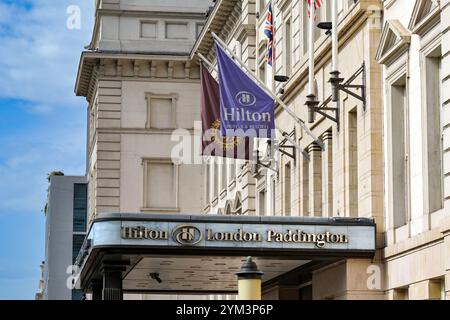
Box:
[321,131,333,142]
[307,143,322,153]
[235,24,257,42]
[75,52,198,101]
[190,0,240,58]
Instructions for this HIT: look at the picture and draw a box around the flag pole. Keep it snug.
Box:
[305,0,319,124]
[331,0,338,73]
[270,0,276,94]
[197,52,215,70]
[330,0,343,105]
[210,32,325,150]
[308,1,315,97]
[196,52,310,162]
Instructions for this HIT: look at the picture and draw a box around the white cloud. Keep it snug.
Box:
[0,0,94,109]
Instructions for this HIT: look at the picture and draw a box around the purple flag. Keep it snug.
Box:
[215,43,275,138]
[200,64,252,160]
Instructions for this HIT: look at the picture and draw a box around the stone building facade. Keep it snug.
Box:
[74,0,450,299]
[196,0,450,299]
[76,0,211,222]
[377,0,449,300]
[195,0,385,299]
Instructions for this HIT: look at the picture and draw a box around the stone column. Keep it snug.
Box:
[101,265,126,300]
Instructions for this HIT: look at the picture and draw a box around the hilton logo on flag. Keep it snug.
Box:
[236,91,256,106]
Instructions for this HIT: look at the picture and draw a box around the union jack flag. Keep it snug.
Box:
[306,0,323,17]
[264,3,274,66]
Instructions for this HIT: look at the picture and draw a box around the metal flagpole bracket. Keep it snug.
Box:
[307,63,367,132]
[277,130,298,164]
[333,62,366,110]
[252,142,278,177]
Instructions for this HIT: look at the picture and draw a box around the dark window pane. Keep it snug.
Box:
[74,199,87,209]
[72,289,84,300]
[73,184,87,198]
[73,184,87,232]
[72,234,86,264]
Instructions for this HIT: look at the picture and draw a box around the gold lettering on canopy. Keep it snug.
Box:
[120,225,349,249]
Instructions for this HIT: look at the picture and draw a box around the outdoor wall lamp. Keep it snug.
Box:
[274,75,290,82]
[317,22,332,36]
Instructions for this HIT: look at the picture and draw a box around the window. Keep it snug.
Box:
[221,159,227,192]
[271,178,276,216]
[143,159,178,210]
[258,187,267,216]
[259,64,266,84]
[392,288,409,300]
[284,17,292,76]
[390,75,409,227]
[73,184,87,232]
[323,131,333,216]
[284,162,291,216]
[196,23,204,37]
[214,162,219,198]
[145,93,178,129]
[234,195,242,215]
[424,51,443,213]
[205,162,210,205]
[348,109,358,217]
[234,40,242,59]
[258,0,268,15]
[258,44,267,84]
[229,160,236,185]
[225,202,233,215]
[310,144,323,216]
[72,290,84,301]
[165,22,189,39]
[72,234,86,264]
[302,155,309,216]
[141,21,157,39]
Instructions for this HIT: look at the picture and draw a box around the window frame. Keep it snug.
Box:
[141,158,180,212]
[145,92,178,129]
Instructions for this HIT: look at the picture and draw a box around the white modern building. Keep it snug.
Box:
[43,174,88,300]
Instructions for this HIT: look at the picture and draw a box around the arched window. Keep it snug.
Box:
[233,193,242,215]
[225,201,233,215]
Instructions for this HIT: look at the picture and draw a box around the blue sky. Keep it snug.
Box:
[0,0,93,299]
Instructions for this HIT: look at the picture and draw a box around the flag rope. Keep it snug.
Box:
[210,32,325,151]
[196,52,310,162]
